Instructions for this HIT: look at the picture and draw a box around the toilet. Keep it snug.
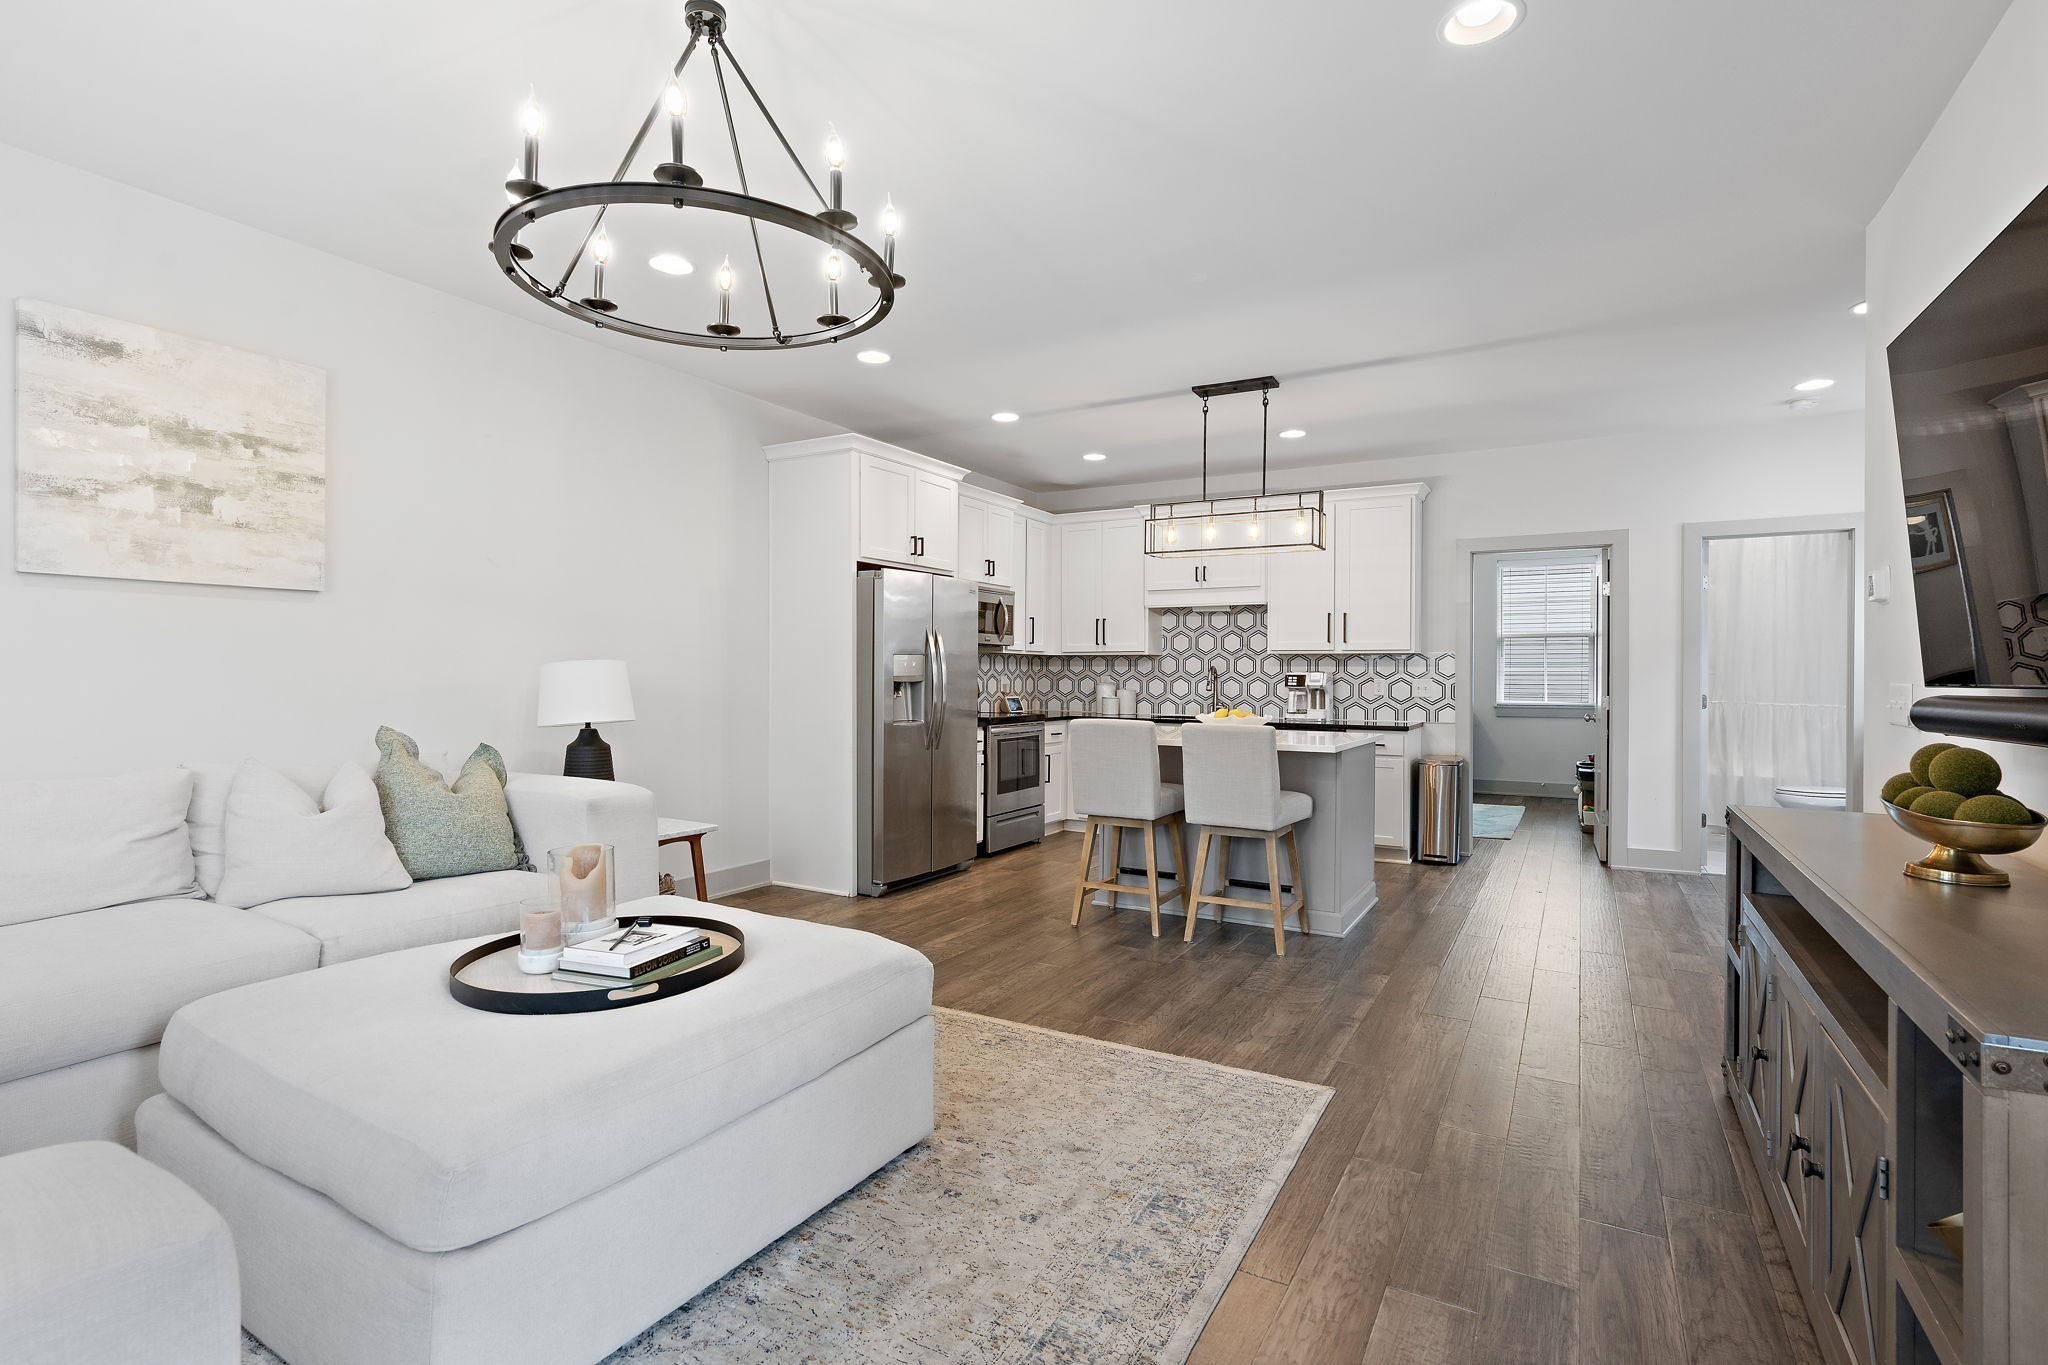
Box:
[1774,784,1847,810]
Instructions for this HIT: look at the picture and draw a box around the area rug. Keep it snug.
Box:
[243,1008,1330,1365]
[1473,802,1527,839]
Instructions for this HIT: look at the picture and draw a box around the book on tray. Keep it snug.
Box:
[557,920,713,979]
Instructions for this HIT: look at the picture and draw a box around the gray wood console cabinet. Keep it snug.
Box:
[1726,806,2048,1365]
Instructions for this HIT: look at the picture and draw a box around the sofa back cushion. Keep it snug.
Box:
[212,761,413,909]
[373,727,528,880]
[0,770,199,925]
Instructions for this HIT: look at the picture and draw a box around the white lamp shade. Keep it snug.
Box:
[537,660,636,727]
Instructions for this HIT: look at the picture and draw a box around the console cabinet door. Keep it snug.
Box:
[1817,1035,1886,1365]
[1772,981,1820,1265]
[1734,918,1779,1150]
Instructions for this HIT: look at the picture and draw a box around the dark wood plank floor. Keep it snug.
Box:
[726,797,1823,1364]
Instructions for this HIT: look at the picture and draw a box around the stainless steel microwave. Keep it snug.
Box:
[976,586,1015,649]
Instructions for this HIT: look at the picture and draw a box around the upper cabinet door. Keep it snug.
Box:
[1145,553,1205,592]
[857,452,919,567]
[957,495,990,583]
[913,469,959,574]
[1333,494,1420,653]
[1020,515,1059,653]
[984,502,1017,588]
[1060,522,1105,651]
[1268,544,1335,652]
[1099,517,1148,651]
[1202,554,1265,592]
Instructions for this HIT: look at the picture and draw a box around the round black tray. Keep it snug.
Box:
[448,914,745,1015]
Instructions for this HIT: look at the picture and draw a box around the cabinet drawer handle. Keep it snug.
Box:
[1327,612,1332,644]
[1343,611,1349,644]
[1800,1157,1825,1180]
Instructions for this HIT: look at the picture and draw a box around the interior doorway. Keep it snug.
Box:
[1682,517,1860,872]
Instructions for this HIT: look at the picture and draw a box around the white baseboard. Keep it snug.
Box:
[1474,779,1577,798]
[707,861,772,898]
[1613,846,1696,873]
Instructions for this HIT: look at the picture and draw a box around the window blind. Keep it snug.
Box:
[1497,551,1602,706]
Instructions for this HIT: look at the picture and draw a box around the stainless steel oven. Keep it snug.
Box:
[976,586,1015,650]
[982,721,1045,853]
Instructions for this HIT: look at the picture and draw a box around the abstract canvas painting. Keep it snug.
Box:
[14,301,326,590]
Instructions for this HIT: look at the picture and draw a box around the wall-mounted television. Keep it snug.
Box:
[1889,184,2048,689]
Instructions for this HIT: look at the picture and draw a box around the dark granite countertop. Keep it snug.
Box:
[975,710,1424,732]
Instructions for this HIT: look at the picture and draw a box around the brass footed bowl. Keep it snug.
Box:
[1881,800,2047,887]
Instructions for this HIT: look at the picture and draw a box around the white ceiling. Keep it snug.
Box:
[0,1,2011,492]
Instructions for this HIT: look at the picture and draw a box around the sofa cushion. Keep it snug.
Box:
[0,770,198,927]
[245,869,548,966]
[214,761,411,909]
[158,904,934,1252]
[0,901,318,1085]
[374,728,526,880]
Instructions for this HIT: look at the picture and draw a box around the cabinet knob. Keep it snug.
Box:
[1788,1134,1810,1154]
[1751,1046,1770,1062]
[1801,1157,1825,1180]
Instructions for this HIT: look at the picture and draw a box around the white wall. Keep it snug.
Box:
[1470,551,1595,796]
[1035,414,1863,866]
[0,141,831,891]
[1864,4,2048,869]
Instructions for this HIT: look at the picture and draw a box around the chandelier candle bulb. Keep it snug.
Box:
[826,125,845,214]
[709,255,739,336]
[666,81,685,165]
[507,90,545,199]
[881,195,899,276]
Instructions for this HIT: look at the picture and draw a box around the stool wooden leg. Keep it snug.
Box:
[1070,818,1099,927]
[1213,835,1232,927]
[1185,829,1211,942]
[687,835,710,902]
[1141,818,1162,938]
[1285,827,1308,936]
[1265,833,1287,955]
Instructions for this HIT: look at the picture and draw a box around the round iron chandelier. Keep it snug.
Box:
[489,0,903,351]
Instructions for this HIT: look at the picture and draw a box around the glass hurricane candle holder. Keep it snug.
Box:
[518,897,563,974]
[550,843,616,945]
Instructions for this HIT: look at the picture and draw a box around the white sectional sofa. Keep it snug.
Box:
[0,763,656,1157]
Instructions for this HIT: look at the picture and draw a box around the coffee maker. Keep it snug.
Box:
[1282,671,1330,723]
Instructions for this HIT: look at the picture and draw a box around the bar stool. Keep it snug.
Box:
[1067,719,1189,937]
[1180,724,1311,954]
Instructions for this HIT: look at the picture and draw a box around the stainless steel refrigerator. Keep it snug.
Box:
[857,568,979,896]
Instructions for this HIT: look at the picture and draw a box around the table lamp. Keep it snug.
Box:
[537,659,635,780]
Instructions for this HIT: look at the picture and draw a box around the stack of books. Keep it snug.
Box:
[551,919,718,987]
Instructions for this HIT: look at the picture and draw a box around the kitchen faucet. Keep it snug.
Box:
[1207,665,1220,715]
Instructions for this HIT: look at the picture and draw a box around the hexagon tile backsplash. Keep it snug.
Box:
[977,607,1456,725]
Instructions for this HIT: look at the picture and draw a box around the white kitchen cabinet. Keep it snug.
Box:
[1373,730,1413,861]
[1264,483,1428,654]
[1060,512,1156,653]
[853,449,960,574]
[1143,551,1265,606]
[958,489,1019,588]
[1044,722,1070,827]
[1014,509,1060,654]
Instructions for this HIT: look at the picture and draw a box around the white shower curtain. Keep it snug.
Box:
[1706,533,1852,821]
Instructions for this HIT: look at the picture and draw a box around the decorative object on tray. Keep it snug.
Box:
[372,727,528,878]
[518,901,563,975]
[447,912,744,1014]
[1879,743,2045,886]
[14,299,327,592]
[550,842,614,944]
[536,659,634,780]
[1193,708,1272,725]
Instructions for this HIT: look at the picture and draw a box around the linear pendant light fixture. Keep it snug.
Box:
[1145,377,1326,557]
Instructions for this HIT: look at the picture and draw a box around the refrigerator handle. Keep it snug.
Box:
[929,628,947,752]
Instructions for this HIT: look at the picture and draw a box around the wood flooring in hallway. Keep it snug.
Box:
[726,797,1822,1364]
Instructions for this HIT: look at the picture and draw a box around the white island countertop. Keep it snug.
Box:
[1151,723,1380,754]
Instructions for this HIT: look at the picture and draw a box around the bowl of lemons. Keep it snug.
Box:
[1192,707,1272,726]
[1879,743,2045,887]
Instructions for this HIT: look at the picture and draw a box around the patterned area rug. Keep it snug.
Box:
[244,1008,1329,1365]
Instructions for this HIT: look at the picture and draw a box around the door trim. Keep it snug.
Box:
[1680,514,1862,873]
[1455,529,1631,867]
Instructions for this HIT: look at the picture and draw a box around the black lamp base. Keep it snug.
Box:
[563,724,616,781]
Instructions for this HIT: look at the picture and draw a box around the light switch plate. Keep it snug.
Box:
[1867,566,1892,603]
[1888,682,1913,727]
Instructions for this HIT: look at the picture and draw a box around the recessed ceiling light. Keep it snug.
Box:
[1788,398,1819,411]
[1278,428,1307,439]
[1082,452,1107,462]
[1851,301,1869,315]
[648,253,693,275]
[1793,378,1835,392]
[856,350,890,364]
[991,411,1019,423]
[1441,0,1523,46]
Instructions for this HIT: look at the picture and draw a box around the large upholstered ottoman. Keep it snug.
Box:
[136,904,934,1365]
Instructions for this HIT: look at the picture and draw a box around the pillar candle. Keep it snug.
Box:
[521,906,563,953]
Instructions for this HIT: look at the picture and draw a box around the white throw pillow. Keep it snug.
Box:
[213,761,412,909]
[0,769,199,926]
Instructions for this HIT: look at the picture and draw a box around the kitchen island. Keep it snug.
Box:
[1090,724,1378,938]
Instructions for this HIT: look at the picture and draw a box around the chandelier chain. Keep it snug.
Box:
[1200,396,1210,501]
[1261,389,1270,497]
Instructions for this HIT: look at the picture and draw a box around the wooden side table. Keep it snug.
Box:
[657,818,718,901]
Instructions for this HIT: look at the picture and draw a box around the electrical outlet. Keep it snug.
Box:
[1888,682,1913,728]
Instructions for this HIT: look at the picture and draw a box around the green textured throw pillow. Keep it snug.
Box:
[373,727,530,880]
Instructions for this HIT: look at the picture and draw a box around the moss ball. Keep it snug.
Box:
[1955,793,2034,825]
[1890,786,1934,809]
[1880,772,1921,805]
[1927,746,2002,797]
[1910,743,1957,785]
[1910,790,1968,819]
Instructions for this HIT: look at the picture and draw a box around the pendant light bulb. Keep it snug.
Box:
[825,124,845,170]
[1166,526,1178,545]
[1204,522,1218,543]
[716,256,735,293]
[1295,518,1308,536]
[519,91,544,137]
[590,228,613,265]
[1246,520,1261,539]
[662,80,685,118]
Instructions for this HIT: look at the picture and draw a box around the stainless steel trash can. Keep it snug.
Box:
[1417,755,1466,864]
